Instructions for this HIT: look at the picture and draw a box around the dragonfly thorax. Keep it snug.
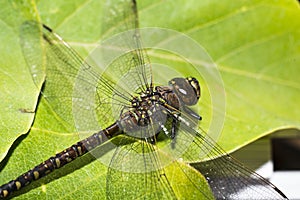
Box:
[118,89,167,136]
[117,77,201,139]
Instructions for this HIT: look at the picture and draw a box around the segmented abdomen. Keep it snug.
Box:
[0,123,120,198]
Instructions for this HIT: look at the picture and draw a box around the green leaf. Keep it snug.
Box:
[139,0,300,151]
[0,1,42,161]
[0,0,299,199]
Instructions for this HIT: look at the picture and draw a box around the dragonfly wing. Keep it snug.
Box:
[98,0,153,94]
[174,118,288,199]
[106,134,215,199]
[20,21,133,131]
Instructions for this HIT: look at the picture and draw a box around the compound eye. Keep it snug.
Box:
[169,77,201,106]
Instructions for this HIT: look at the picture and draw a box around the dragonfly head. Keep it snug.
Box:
[169,77,201,106]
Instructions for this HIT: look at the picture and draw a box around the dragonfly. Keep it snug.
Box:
[0,0,288,199]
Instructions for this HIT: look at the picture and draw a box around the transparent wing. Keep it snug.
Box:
[107,104,288,199]
[106,135,215,199]
[173,112,288,200]
[20,0,152,132]
[106,136,177,199]
[99,0,153,92]
[20,21,132,132]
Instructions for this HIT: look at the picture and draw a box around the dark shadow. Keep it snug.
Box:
[0,134,28,172]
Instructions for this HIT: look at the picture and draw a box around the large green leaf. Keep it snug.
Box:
[139,0,300,150]
[0,0,299,199]
[0,1,42,161]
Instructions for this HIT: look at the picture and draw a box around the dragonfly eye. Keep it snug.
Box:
[169,77,201,106]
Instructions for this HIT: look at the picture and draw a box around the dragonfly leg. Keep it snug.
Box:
[183,106,202,121]
[171,117,178,139]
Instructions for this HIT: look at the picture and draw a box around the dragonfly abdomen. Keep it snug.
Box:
[0,123,120,198]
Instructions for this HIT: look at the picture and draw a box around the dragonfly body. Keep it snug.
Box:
[0,73,201,198]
